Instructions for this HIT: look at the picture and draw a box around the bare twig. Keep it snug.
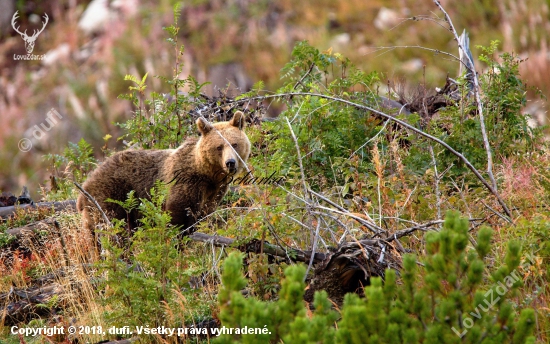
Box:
[293,62,315,90]
[369,45,460,63]
[336,220,446,251]
[309,211,349,243]
[429,145,442,222]
[279,212,327,246]
[189,232,327,263]
[305,221,321,280]
[73,182,112,227]
[350,118,391,159]
[307,188,347,213]
[480,200,511,223]
[396,186,417,219]
[285,116,309,200]
[433,0,510,220]
[285,116,325,281]
[219,92,512,220]
[385,220,444,241]
[314,205,385,235]
[451,179,472,219]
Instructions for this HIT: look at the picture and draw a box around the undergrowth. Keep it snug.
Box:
[1,3,549,344]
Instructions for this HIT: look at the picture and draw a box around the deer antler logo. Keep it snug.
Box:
[11,11,49,54]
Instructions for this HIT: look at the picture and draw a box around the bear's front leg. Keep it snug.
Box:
[164,185,200,234]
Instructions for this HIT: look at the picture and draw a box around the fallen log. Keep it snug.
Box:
[2,218,60,261]
[6,218,57,237]
[1,282,66,325]
[0,200,76,219]
[189,232,328,263]
[190,232,403,306]
[4,218,415,317]
[0,263,97,326]
[304,239,402,306]
[5,221,328,264]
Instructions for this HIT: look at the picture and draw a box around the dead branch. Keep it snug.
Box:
[0,264,97,326]
[429,145,442,222]
[5,218,57,237]
[189,232,328,263]
[4,218,327,263]
[1,284,65,325]
[369,45,460,63]
[0,200,76,219]
[285,116,310,202]
[218,92,512,220]
[73,182,112,227]
[1,215,453,319]
[433,0,510,220]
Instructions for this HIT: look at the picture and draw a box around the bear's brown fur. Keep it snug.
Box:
[77,111,250,237]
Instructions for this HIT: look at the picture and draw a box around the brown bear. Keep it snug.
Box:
[76,111,251,238]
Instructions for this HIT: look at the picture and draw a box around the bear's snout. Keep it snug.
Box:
[225,159,236,173]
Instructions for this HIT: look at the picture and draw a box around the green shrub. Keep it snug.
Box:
[44,137,96,200]
[259,41,382,188]
[431,41,543,176]
[98,181,213,335]
[116,5,211,150]
[216,212,536,343]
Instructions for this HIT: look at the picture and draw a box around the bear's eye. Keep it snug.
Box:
[232,143,238,148]
[217,145,223,151]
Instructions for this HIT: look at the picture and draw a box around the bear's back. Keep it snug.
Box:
[85,149,172,203]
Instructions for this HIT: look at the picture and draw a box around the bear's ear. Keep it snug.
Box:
[197,117,213,135]
[230,111,245,130]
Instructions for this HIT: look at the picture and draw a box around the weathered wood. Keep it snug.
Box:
[190,232,403,306]
[189,232,328,263]
[0,200,76,219]
[6,218,57,237]
[5,224,329,265]
[0,264,98,326]
[4,217,414,313]
[1,283,65,325]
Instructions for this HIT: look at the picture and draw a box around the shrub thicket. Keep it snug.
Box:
[216,212,536,344]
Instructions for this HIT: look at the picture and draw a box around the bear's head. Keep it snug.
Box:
[196,111,251,178]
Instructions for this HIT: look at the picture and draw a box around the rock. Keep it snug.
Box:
[78,0,138,35]
[401,58,424,73]
[330,33,351,48]
[374,7,401,31]
[205,63,252,97]
[42,43,70,66]
[523,100,547,128]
